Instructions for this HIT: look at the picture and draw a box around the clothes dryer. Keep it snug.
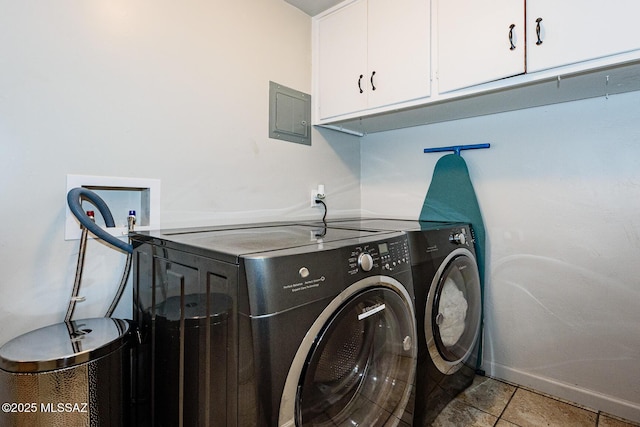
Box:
[131,223,417,426]
[324,219,483,426]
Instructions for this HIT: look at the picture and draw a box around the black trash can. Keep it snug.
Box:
[0,317,132,427]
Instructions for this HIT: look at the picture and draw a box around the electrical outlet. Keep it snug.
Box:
[310,184,326,207]
[310,190,320,207]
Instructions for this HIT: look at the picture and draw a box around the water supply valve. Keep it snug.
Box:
[127,210,136,233]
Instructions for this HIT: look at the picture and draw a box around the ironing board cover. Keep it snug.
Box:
[418,153,486,288]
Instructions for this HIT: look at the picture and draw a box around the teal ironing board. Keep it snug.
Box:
[418,153,485,287]
[419,147,488,372]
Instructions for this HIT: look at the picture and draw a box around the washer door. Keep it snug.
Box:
[279,276,416,427]
[426,248,481,375]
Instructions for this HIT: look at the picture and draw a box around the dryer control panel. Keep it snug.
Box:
[348,236,410,276]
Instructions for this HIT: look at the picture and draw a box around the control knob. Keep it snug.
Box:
[358,252,374,272]
[450,232,467,245]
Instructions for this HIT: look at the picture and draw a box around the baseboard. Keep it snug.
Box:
[485,362,640,424]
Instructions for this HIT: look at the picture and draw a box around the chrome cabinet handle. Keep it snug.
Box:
[370,71,376,91]
[509,24,516,50]
[357,74,364,93]
[536,17,543,45]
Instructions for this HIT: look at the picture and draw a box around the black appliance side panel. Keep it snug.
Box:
[132,242,239,427]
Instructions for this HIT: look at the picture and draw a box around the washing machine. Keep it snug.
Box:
[322,219,483,426]
[131,222,418,426]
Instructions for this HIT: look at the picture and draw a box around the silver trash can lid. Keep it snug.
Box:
[0,317,130,373]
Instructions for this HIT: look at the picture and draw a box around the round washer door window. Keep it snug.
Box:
[426,248,481,375]
[279,278,417,427]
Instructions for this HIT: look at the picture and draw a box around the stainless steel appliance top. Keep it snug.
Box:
[131,223,388,263]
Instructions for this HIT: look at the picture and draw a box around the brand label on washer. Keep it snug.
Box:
[358,303,386,320]
[283,276,325,293]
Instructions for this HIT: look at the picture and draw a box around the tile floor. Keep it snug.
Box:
[429,376,640,427]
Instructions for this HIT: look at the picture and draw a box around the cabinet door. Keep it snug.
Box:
[317,0,368,120]
[367,0,431,108]
[436,0,525,93]
[527,0,640,73]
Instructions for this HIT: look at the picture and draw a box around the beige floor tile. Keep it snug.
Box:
[458,376,517,417]
[495,420,520,427]
[501,389,597,427]
[515,383,596,412]
[598,413,640,427]
[430,399,498,427]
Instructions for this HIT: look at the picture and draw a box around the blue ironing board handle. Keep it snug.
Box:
[424,143,490,156]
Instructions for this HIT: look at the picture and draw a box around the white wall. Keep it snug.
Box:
[0,1,360,346]
[361,91,640,422]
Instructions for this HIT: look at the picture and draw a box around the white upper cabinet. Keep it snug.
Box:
[527,0,640,72]
[313,0,640,134]
[436,0,525,93]
[317,0,368,120]
[315,0,431,120]
[367,0,431,108]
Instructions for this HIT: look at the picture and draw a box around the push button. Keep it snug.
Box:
[299,267,310,278]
